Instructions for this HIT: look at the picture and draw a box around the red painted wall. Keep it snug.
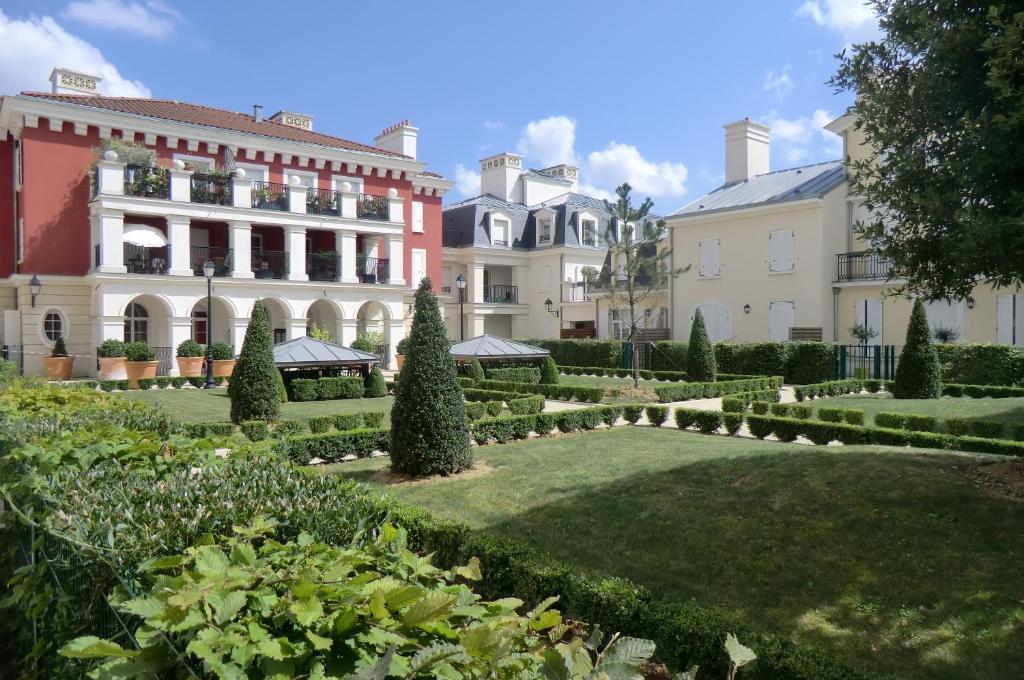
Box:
[0,135,15,278]
[411,193,443,286]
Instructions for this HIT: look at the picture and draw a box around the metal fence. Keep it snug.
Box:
[372,343,390,369]
[837,344,901,380]
[2,344,24,371]
[620,341,655,371]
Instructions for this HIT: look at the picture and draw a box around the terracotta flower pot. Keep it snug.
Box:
[212,359,235,381]
[98,356,127,380]
[176,356,205,377]
[43,356,74,381]
[125,360,158,389]
[395,354,405,371]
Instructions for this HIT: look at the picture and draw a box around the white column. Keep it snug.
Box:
[385,235,405,286]
[97,316,125,342]
[386,320,405,369]
[166,215,192,276]
[97,209,127,273]
[468,314,486,338]
[287,318,308,340]
[467,263,485,304]
[168,317,193,376]
[340,318,359,347]
[337,231,358,284]
[286,226,308,281]
[340,186,358,219]
[96,157,125,196]
[287,178,307,214]
[229,221,253,278]
[168,163,193,202]
[231,169,251,208]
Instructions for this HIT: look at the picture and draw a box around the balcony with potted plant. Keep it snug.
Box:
[124,341,157,389]
[210,342,236,382]
[175,339,206,377]
[97,339,128,380]
[43,337,73,381]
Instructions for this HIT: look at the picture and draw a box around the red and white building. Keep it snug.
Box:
[0,68,452,376]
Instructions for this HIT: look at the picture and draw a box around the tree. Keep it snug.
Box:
[892,298,941,399]
[467,357,485,381]
[831,1,1024,300]
[364,365,387,398]
[390,278,472,476]
[593,184,687,387]
[307,323,332,342]
[539,356,559,385]
[687,308,717,382]
[229,301,281,423]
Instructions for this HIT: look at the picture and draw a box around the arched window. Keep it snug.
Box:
[124,302,149,344]
[42,310,64,343]
[192,309,208,345]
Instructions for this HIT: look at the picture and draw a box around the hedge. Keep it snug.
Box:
[721,388,782,413]
[942,382,1024,398]
[465,402,487,420]
[485,366,541,383]
[473,378,604,403]
[674,407,723,433]
[463,387,520,403]
[716,341,839,384]
[652,377,783,403]
[560,365,762,383]
[508,395,544,415]
[793,379,863,401]
[645,405,669,427]
[518,338,623,368]
[277,427,391,464]
[289,376,364,402]
[935,343,1024,386]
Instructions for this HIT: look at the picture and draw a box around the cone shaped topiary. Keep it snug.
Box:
[892,298,942,399]
[390,278,472,476]
[539,356,559,384]
[467,357,485,381]
[229,301,282,423]
[687,308,717,382]
[364,365,387,398]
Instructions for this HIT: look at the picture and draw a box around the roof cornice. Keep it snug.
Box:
[665,196,825,225]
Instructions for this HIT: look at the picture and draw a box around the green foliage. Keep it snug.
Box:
[396,336,411,355]
[652,377,782,403]
[508,395,544,415]
[364,365,388,398]
[817,407,844,423]
[351,331,384,353]
[51,336,68,357]
[622,404,644,425]
[171,377,185,389]
[651,340,688,372]
[793,379,863,401]
[280,428,390,464]
[722,412,744,435]
[240,420,269,441]
[674,407,722,434]
[155,377,171,389]
[229,301,281,423]
[518,339,623,368]
[306,321,333,341]
[644,405,668,427]
[943,382,1024,398]
[97,338,127,358]
[274,419,305,437]
[474,378,604,403]
[465,402,487,420]
[136,378,154,390]
[290,379,318,402]
[187,376,204,388]
[317,376,364,400]
[276,369,288,403]
[210,342,234,361]
[687,309,717,382]
[124,341,155,362]
[467,357,485,381]
[935,343,1024,386]
[307,415,335,433]
[539,356,560,385]
[333,413,364,431]
[485,400,503,417]
[893,299,942,399]
[175,338,205,358]
[485,365,541,383]
[391,278,471,477]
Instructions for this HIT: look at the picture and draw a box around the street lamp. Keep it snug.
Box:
[455,274,467,341]
[203,258,216,389]
[29,275,41,307]
[544,298,559,318]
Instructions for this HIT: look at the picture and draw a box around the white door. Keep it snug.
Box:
[693,303,731,342]
[853,298,883,344]
[769,301,796,341]
[997,294,1024,345]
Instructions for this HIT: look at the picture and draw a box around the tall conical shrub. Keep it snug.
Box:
[390,278,471,476]
[229,301,281,423]
[468,357,485,381]
[687,308,717,381]
[892,298,941,399]
[364,365,387,398]
[539,356,559,385]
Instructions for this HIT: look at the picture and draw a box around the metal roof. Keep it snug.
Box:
[273,336,380,368]
[671,160,845,217]
[449,335,550,361]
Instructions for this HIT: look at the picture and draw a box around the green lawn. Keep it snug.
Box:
[333,428,1024,680]
[816,393,1024,429]
[124,388,393,423]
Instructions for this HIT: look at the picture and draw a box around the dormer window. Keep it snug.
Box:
[492,218,509,247]
[581,219,597,246]
[539,219,552,244]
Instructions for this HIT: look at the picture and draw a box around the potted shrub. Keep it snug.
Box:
[97,339,128,380]
[43,336,74,381]
[211,342,236,382]
[124,341,157,389]
[175,339,206,377]
[395,336,410,371]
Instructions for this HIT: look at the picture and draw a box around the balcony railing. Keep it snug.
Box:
[357,256,389,284]
[837,251,893,281]
[483,284,518,303]
[307,188,340,216]
[307,252,341,282]
[356,194,389,220]
[250,181,288,211]
[191,246,232,277]
[123,165,168,199]
[191,173,232,205]
[565,282,588,302]
[124,243,169,275]
[251,249,287,279]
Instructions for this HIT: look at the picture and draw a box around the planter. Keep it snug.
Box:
[125,360,158,389]
[396,354,405,371]
[176,356,205,377]
[43,356,74,381]
[98,356,127,381]
[212,359,235,382]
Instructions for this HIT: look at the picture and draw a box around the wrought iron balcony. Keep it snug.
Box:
[356,194,389,220]
[191,173,232,205]
[123,165,168,198]
[483,285,518,303]
[357,256,389,284]
[250,181,288,211]
[251,249,287,279]
[191,246,232,277]
[307,252,341,282]
[837,251,893,281]
[124,243,168,274]
[307,188,340,216]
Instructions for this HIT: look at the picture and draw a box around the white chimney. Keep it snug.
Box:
[724,118,770,183]
[270,110,313,131]
[479,152,523,201]
[50,67,102,95]
[541,164,579,192]
[375,120,418,159]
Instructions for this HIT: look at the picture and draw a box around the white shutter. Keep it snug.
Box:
[411,249,426,287]
[769,229,794,272]
[441,266,452,291]
[412,201,424,233]
[997,295,1016,345]
[698,238,720,278]
[769,301,796,341]
[694,304,731,342]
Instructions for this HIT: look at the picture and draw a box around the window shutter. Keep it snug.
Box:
[411,250,426,286]
[769,230,794,272]
[699,238,720,277]
[412,201,424,233]
[998,295,1015,345]
[769,301,796,341]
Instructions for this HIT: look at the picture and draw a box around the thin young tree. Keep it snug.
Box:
[594,183,687,387]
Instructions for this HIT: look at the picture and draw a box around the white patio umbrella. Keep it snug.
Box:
[122,224,168,248]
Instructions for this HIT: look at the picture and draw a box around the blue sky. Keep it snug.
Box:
[0,0,878,212]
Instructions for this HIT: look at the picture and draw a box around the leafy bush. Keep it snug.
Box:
[600,405,623,427]
[622,404,644,424]
[508,395,544,415]
[274,419,305,437]
[904,414,938,432]
[645,405,668,427]
[290,378,318,402]
[229,301,281,423]
[136,378,154,390]
[468,357,485,381]
[187,376,204,388]
[155,377,171,389]
[175,338,204,357]
[874,412,906,429]
[473,378,604,403]
[843,409,865,426]
[206,422,235,437]
[968,419,1004,439]
[674,407,698,429]
[485,400,503,417]
[240,419,269,441]
[893,298,942,399]
[751,401,771,415]
[519,338,622,368]
[51,336,68,357]
[308,415,335,433]
[124,341,154,362]
[651,340,688,371]
[539,356,559,384]
[333,413,364,431]
[171,376,185,389]
[687,308,717,381]
[721,397,745,413]
[652,376,783,403]
[943,382,1024,398]
[210,342,234,360]
[945,418,970,437]
[770,403,790,417]
[465,402,487,420]
[281,428,390,464]
[350,331,383,353]
[363,411,386,429]
[722,412,744,435]
[789,404,813,419]
[363,365,387,398]
[97,339,127,358]
[317,376,364,400]
[486,366,541,383]
[935,343,1024,386]
[864,379,882,393]
[691,410,723,433]
[817,407,844,423]
[793,379,862,401]
[747,415,774,439]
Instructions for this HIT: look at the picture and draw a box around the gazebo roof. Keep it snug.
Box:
[273,336,380,368]
[448,334,550,361]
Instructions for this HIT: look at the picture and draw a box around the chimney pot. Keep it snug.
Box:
[253,105,263,123]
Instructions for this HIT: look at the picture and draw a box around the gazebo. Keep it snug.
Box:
[273,336,379,377]
[448,334,550,363]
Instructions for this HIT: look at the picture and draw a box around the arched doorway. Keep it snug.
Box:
[190,297,237,347]
[122,294,173,373]
[355,300,391,362]
[260,298,292,345]
[307,299,342,342]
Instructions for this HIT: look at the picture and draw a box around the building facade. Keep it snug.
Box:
[0,68,452,377]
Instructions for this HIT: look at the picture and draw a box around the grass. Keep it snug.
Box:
[333,428,1024,680]
[815,393,1024,429]
[124,388,393,423]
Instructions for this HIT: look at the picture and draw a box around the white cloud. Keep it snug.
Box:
[63,0,181,39]
[763,65,795,101]
[0,10,150,96]
[585,142,688,199]
[517,115,578,167]
[453,163,480,198]
[765,109,842,164]
[577,183,616,203]
[483,120,504,130]
[796,0,878,43]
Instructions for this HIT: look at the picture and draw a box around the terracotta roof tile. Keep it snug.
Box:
[20,92,408,159]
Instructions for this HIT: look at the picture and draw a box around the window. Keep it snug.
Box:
[492,218,509,247]
[536,265,551,291]
[581,219,597,246]
[997,295,1024,346]
[411,249,427,287]
[853,299,883,344]
[698,238,720,278]
[412,201,424,233]
[42,311,63,343]
[236,164,268,183]
[174,155,214,173]
[441,266,452,293]
[539,218,552,244]
[251,232,264,253]
[769,301,796,341]
[124,302,149,344]
[192,309,208,345]
[608,308,629,340]
[283,170,318,189]
[768,229,795,272]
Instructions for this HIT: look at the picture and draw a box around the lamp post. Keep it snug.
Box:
[456,274,467,341]
[29,275,41,308]
[203,258,216,389]
[544,298,559,319]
